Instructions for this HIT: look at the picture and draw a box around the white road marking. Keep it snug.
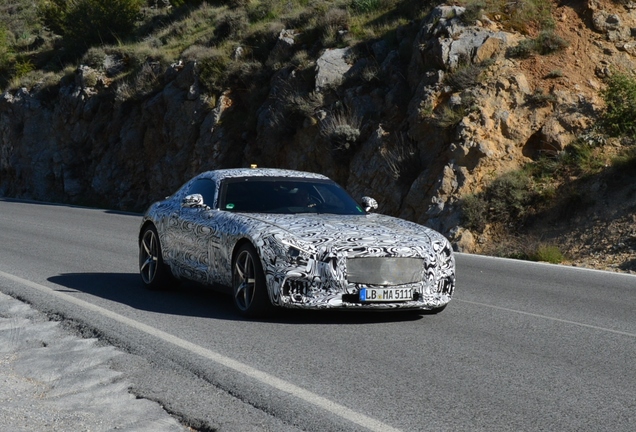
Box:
[457,299,636,338]
[0,269,401,432]
[456,251,636,278]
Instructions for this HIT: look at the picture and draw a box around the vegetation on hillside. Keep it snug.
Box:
[0,0,563,93]
[1,0,426,89]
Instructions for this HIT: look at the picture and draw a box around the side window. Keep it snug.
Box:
[223,181,265,212]
[187,179,217,207]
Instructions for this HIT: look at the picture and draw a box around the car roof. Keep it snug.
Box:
[196,168,331,182]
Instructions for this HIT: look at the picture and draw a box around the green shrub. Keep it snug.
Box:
[269,84,323,135]
[316,8,350,47]
[560,140,599,173]
[485,170,534,224]
[180,45,215,62]
[445,61,487,91]
[507,30,568,58]
[127,62,163,97]
[0,25,11,68]
[435,105,466,128]
[351,0,383,14]
[38,0,66,35]
[287,90,324,120]
[461,194,488,232]
[329,124,360,149]
[545,69,564,78]
[435,93,477,128]
[214,10,249,43]
[40,0,144,49]
[501,0,554,32]
[530,244,564,263]
[506,38,535,58]
[13,57,33,76]
[534,30,569,54]
[611,145,636,171]
[228,0,251,8]
[460,1,484,25]
[321,109,362,153]
[525,88,557,107]
[601,72,636,138]
[247,0,283,23]
[166,0,205,7]
[561,141,592,167]
[81,47,108,69]
[197,53,229,94]
[525,154,560,180]
[495,240,564,263]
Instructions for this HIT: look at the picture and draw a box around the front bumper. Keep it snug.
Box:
[267,242,455,311]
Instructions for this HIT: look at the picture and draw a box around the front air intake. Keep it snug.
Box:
[346,257,424,285]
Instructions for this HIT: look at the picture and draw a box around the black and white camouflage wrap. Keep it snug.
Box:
[140,168,455,311]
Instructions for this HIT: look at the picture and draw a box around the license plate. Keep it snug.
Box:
[359,288,413,302]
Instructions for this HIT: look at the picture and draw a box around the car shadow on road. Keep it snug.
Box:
[48,272,239,321]
[48,272,429,324]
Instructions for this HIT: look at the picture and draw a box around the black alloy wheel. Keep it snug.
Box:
[139,225,173,290]
[232,244,273,317]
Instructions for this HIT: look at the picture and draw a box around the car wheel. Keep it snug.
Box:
[232,244,273,317]
[139,225,173,290]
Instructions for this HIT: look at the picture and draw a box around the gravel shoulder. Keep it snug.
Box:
[0,292,186,432]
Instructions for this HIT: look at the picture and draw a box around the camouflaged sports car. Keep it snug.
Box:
[139,168,455,316]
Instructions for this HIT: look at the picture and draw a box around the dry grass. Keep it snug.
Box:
[380,132,421,184]
[320,107,363,152]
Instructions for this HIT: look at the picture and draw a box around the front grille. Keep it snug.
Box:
[347,257,423,285]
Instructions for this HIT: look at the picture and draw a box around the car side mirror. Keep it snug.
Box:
[182,194,207,209]
[361,196,378,212]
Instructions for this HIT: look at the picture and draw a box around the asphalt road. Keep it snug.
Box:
[0,198,634,431]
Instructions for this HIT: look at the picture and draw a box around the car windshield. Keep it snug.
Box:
[220,177,366,215]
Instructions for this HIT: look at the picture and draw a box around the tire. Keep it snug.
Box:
[232,244,273,317]
[139,225,174,291]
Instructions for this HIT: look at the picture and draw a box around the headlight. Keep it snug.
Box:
[287,246,301,259]
[286,245,309,266]
[263,234,313,266]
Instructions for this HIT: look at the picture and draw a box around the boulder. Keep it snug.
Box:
[315,48,353,92]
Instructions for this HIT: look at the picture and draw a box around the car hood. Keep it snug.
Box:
[244,212,447,256]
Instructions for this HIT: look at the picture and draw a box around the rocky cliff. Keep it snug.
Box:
[1,1,635,260]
